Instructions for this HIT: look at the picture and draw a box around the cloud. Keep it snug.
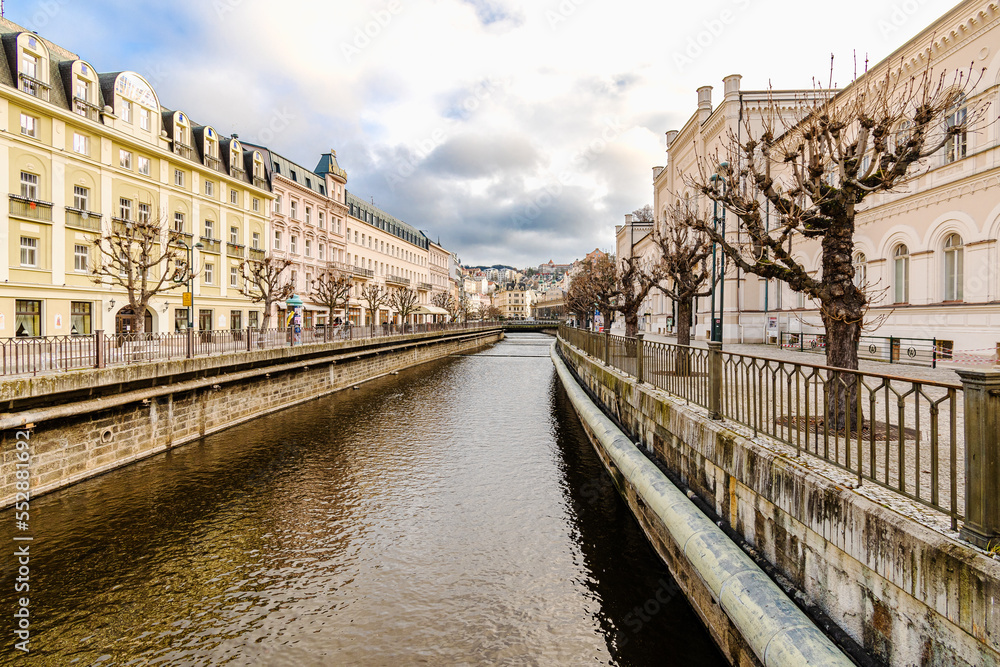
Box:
[460,0,525,30]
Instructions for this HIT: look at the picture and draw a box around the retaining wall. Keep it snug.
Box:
[557,336,1000,667]
[0,329,502,507]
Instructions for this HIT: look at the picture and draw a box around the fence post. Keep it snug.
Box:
[636,333,644,384]
[603,330,610,365]
[186,327,193,359]
[957,369,1000,549]
[95,330,105,369]
[247,326,252,352]
[708,341,723,420]
[799,334,804,353]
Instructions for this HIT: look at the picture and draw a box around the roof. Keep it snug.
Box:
[268,151,329,197]
[346,192,429,250]
[314,150,348,181]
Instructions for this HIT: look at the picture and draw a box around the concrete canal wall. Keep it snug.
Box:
[0,328,502,508]
[556,336,1000,667]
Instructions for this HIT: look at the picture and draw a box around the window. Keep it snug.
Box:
[174,169,185,187]
[174,308,189,332]
[852,253,867,289]
[291,270,297,287]
[20,172,38,199]
[946,97,967,163]
[274,230,282,250]
[305,239,312,257]
[249,310,259,329]
[74,245,89,272]
[199,309,212,331]
[138,156,151,176]
[944,233,963,301]
[73,132,89,155]
[71,302,92,335]
[119,197,132,220]
[290,201,298,220]
[291,235,298,254]
[204,220,214,239]
[230,226,239,244]
[139,107,150,131]
[230,266,238,287]
[74,77,91,106]
[230,310,242,330]
[73,186,89,210]
[252,198,260,212]
[119,149,132,170]
[174,212,185,233]
[252,231,260,249]
[274,195,282,214]
[15,300,41,337]
[19,113,37,138]
[138,203,151,223]
[319,244,325,261]
[230,189,238,205]
[20,237,38,267]
[893,244,909,304]
[20,52,38,79]
[205,180,214,196]
[204,263,214,285]
[319,212,325,229]
[121,100,132,123]
[306,272,312,288]
[306,207,311,224]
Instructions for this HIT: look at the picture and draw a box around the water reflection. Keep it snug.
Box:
[1,334,723,665]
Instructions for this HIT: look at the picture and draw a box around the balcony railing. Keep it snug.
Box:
[249,248,266,262]
[417,282,433,291]
[226,242,245,258]
[253,175,268,189]
[72,96,101,121]
[204,155,223,173]
[352,266,375,279]
[231,166,246,182]
[199,237,221,253]
[173,143,193,160]
[65,207,102,231]
[18,73,50,101]
[386,274,410,286]
[328,261,353,273]
[10,195,53,222]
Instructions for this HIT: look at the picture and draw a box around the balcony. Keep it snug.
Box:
[227,242,245,259]
[65,207,102,231]
[417,282,433,291]
[171,231,194,244]
[10,195,53,222]
[204,155,223,173]
[328,261,353,273]
[173,143,193,160]
[352,266,374,279]
[18,73,50,101]
[386,274,410,287]
[231,166,246,183]
[249,248,266,262]
[253,175,268,189]
[199,237,221,254]
[72,96,101,122]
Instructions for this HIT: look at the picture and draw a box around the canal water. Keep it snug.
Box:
[2,333,724,665]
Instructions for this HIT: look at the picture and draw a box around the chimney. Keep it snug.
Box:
[697,86,713,124]
[723,74,742,102]
[665,130,679,149]
[625,214,634,224]
[652,166,664,179]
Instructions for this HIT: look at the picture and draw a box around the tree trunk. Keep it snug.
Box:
[625,310,639,337]
[674,297,693,376]
[131,301,146,335]
[261,310,272,330]
[822,297,864,432]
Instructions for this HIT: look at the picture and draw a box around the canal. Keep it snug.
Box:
[2,333,724,665]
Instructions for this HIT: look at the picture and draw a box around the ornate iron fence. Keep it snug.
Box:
[558,325,965,529]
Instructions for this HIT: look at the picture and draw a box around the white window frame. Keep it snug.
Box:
[274,230,282,250]
[121,100,132,123]
[139,107,150,131]
[119,149,132,170]
[73,185,89,211]
[19,113,37,138]
[204,263,214,285]
[20,237,38,267]
[20,172,39,199]
[138,156,151,176]
[230,266,239,287]
[204,180,214,197]
[230,189,238,205]
[74,244,89,272]
[73,132,89,155]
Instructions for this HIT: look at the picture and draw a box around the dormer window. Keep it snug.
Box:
[204,129,221,171]
[252,152,266,188]
[18,47,49,101]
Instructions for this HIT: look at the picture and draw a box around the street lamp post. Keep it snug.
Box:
[710,164,728,343]
[174,239,204,358]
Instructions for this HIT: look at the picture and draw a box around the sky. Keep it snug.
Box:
[8,0,959,267]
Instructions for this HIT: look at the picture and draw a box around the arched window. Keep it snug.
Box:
[944,233,963,301]
[893,244,909,304]
[853,252,867,289]
[895,120,913,156]
[946,95,967,163]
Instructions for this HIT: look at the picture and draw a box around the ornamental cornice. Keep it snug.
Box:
[858,168,1000,227]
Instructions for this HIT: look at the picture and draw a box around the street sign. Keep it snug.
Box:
[183,292,192,307]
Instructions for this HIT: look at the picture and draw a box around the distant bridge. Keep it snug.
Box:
[500,320,561,332]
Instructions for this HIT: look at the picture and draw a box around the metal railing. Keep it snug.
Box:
[559,325,966,530]
[65,207,102,231]
[386,274,410,286]
[72,96,101,121]
[779,332,938,368]
[226,243,245,258]
[0,322,499,377]
[9,195,53,222]
[18,73,50,101]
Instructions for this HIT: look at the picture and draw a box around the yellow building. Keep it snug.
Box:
[0,19,273,336]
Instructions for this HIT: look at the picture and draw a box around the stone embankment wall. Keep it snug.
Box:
[0,329,502,507]
[557,337,1000,667]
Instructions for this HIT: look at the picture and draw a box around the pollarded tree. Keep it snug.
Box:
[432,292,456,322]
[653,203,716,348]
[567,253,618,330]
[631,204,655,222]
[617,254,662,337]
[689,56,989,373]
[360,283,390,333]
[389,287,419,331]
[481,304,502,321]
[311,266,353,336]
[240,256,294,330]
[91,213,184,334]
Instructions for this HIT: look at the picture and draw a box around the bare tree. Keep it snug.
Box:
[91,213,183,334]
[688,57,989,378]
[653,204,717,348]
[389,287,419,332]
[360,283,390,333]
[567,253,618,330]
[481,304,502,321]
[240,256,294,330]
[432,292,455,322]
[631,204,655,222]
[617,255,662,337]
[456,293,471,323]
[311,266,353,337]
